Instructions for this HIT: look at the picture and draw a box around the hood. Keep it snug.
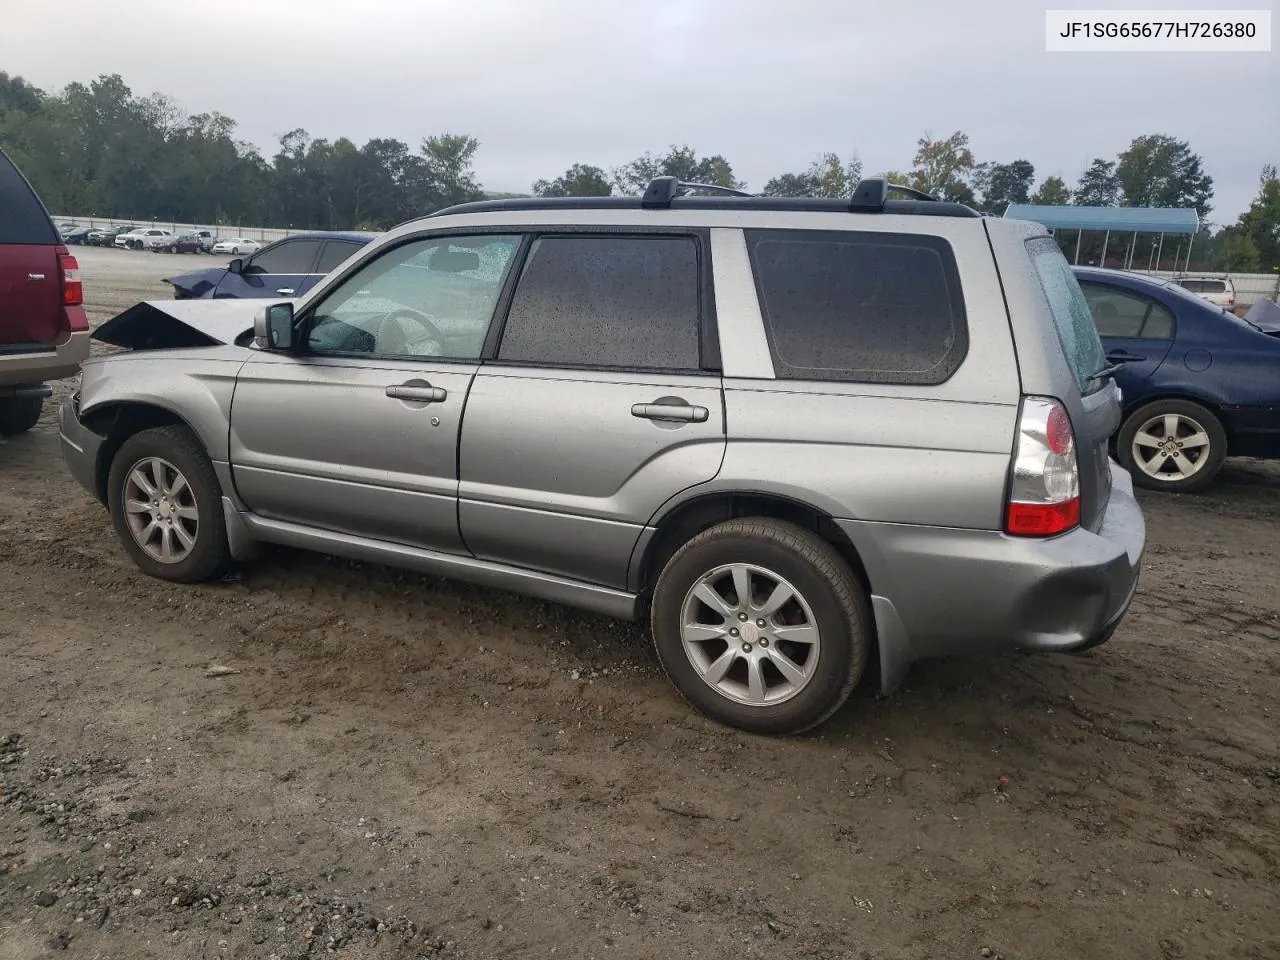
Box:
[1243,297,1280,335]
[93,298,286,350]
[165,266,228,299]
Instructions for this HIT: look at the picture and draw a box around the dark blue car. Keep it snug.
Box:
[165,231,374,301]
[1073,266,1280,492]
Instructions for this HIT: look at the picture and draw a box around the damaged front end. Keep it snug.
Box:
[93,299,274,351]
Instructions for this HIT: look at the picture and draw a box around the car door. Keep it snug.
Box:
[458,231,726,589]
[214,238,321,299]
[295,239,366,297]
[229,232,524,552]
[1080,281,1176,394]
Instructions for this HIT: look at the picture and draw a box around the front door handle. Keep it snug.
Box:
[386,383,447,403]
[631,400,709,423]
[1106,351,1144,362]
[275,287,296,296]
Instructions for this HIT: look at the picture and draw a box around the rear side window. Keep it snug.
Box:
[1026,237,1107,391]
[316,240,362,273]
[249,239,321,274]
[1080,283,1176,340]
[0,150,57,245]
[745,229,967,385]
[498,235,702,370]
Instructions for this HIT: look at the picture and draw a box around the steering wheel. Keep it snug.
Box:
[376,307,446,356]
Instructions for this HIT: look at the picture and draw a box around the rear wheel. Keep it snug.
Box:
[1117,399,1227,493]
[0,396,43,435]
[107,425,231,582]
[650,519,871,735]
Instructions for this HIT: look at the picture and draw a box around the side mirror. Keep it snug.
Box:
[254,302,296,351]
[228,258,244,275]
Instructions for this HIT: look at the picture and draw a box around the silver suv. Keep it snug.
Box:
[59,178,1146,735]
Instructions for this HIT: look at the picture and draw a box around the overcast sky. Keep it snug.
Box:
[2,0,1275,222]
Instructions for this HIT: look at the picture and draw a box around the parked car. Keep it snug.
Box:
[59,178,1146,735]
[87,225,134,247]
[210,237,262,255]
[192,229,217,252]
[116,227,175,251]
[155,234,204,254]
[167,232,373,299]
[59,225,92,245]
[1074,266,1280,492]
[0,148,89,434]
[1173,276,1236,310]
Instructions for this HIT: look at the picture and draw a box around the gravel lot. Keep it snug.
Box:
[2,247,1278,960]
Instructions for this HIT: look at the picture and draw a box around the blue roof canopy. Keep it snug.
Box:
[1004,204,1199,234]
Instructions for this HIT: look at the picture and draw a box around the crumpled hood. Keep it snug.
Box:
[93,298,288,350]
[164,266,229,298]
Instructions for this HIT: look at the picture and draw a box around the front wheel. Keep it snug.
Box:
[1116,399,1227,493]
[0,396,43,435]
[231,246,240,255]
[650,519,871,735]
[107,425,231,582]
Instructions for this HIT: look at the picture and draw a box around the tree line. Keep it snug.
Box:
[1,72,1274,272]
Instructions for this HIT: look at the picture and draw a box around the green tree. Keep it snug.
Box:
[1031,176,1072,205]
[532,163,612,197]
[1233,164,1280,271]
[763,153,862,198]
[1116,134,1213,217]
[909,131,975,203]
[611,145,744,195]
[972,159,1035,214]
[1073,158,1120,207]
[405,133,485,214]
[1214,227,1261,272]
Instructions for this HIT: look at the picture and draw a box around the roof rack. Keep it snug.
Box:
[849,178,939,212]
[641,176,755,208]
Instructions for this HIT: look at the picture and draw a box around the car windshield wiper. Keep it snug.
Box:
[1090,361,1127,381]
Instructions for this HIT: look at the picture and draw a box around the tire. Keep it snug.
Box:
[650,518,871,736]
[1116,398,1227,493]
[231,246,240,255]
[107,425,231,582]
[0,396,43,435]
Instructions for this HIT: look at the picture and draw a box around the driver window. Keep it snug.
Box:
[305,234,521,359]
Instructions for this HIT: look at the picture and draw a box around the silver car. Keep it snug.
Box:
[59,178,1146,735]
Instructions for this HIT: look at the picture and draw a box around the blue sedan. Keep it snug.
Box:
[165,231,374,301]
[1073,267,1280,492]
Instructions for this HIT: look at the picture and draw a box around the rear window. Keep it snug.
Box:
[1178,279,1227,293]
[745,229,967,384]
[0,150,57,245]
[1026,237,1107,391]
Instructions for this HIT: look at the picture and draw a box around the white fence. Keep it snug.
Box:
[52,215,300,244]
[1130,269,1280,307]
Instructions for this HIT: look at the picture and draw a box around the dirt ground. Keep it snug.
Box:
[1,247,1278,960]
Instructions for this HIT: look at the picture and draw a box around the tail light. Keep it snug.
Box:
[58,249,83,306]
[1006,397,1080,537]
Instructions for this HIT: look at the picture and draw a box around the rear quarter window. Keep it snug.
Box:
[0,150,57,245]
[1025,237,1107,392]
[745,229,967,385]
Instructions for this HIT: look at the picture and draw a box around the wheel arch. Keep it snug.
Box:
[632,490,874,604]
[81,402,206,505]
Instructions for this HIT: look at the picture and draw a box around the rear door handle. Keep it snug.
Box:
[631,402,709,423]
[275,287,296,296]
[386,384,447,403]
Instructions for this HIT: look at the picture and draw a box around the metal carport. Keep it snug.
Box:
[1003,204,1200,272]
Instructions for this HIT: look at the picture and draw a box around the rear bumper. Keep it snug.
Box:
[59,394,105,502]
[0,330,90,386]
[839,462,1146,693]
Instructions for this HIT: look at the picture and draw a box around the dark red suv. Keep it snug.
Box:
[0,148,89,434]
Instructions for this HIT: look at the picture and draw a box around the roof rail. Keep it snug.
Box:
[849,177,940,212]
[641,176,755,208]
